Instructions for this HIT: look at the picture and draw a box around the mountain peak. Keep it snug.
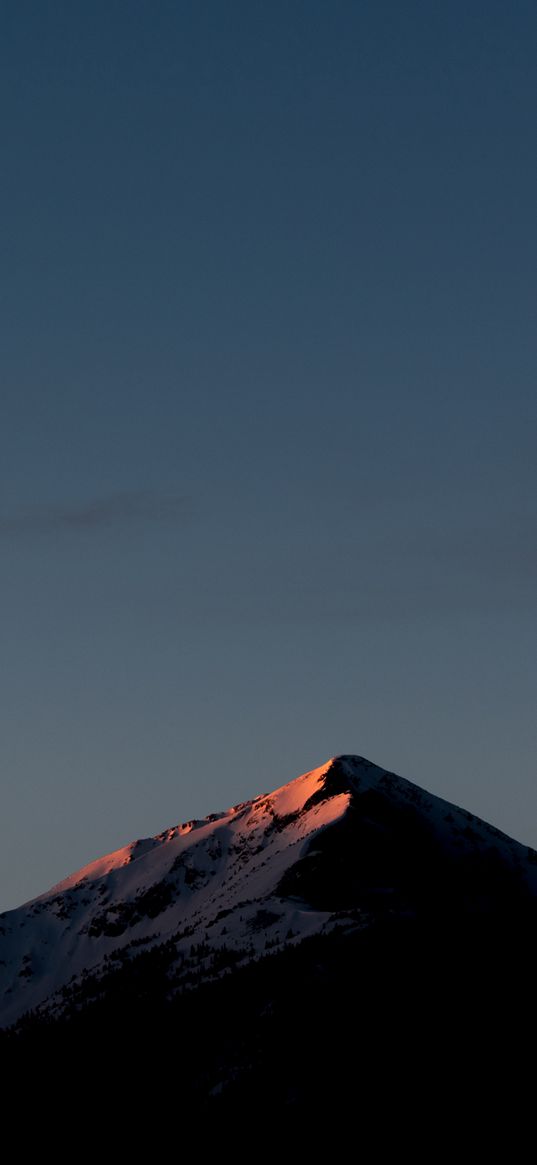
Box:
[1,752,536,1030]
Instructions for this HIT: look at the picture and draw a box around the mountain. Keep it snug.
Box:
[1,754,535,1028]
[1,754,536,1122]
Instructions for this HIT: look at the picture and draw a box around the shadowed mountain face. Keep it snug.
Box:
[1,755,536,1121]
[1,755,536,1029]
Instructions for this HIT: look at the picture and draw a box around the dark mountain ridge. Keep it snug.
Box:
[2,754,535,1124]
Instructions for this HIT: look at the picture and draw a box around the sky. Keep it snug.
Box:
[1,1,536,911]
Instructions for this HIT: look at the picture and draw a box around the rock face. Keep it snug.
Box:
[2,754,536,1030]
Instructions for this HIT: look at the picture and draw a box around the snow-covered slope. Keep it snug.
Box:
[1,755,536,1027]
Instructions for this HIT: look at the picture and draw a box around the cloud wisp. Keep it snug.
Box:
[0,491,188,538]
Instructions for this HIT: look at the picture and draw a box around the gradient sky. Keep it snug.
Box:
[2,1,536,911]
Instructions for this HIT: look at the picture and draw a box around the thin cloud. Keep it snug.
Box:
[0,491,188,537]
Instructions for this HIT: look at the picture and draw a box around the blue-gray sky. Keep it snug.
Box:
[2,1,536,910]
